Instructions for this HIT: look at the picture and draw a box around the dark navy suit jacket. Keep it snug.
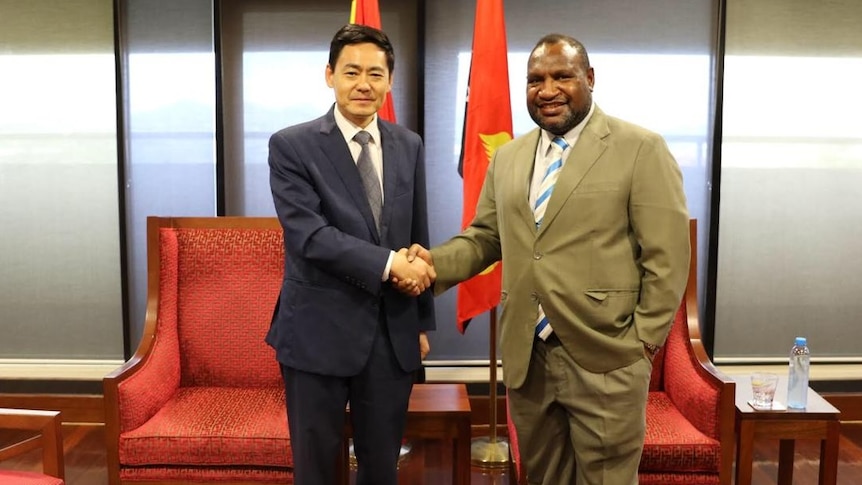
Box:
[266,106,435,377]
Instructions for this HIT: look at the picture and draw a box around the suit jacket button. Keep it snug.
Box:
[533,251,542,260]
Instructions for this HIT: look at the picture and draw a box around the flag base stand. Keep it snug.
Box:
[470,436,510,468]
[470,306,509,469]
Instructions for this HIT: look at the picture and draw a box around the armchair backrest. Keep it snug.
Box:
[148,217,284,388]
[0,408,64,481]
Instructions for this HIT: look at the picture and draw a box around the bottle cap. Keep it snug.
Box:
[795,337,807,346]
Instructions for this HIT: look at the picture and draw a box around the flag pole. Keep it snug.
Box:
[470,306,509,467]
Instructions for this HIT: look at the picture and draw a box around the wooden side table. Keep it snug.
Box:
[342,383,472,485]
[733,375,841,485]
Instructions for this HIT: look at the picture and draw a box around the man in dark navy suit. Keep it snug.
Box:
[267,23,436,485]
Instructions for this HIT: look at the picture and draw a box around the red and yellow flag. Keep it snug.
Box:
[349,0,396,123]
[456,0,512,333]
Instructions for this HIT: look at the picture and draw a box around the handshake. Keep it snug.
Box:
[390,244,435,296]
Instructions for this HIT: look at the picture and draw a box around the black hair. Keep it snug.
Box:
[531,33,591,71]
[328,23,395,74]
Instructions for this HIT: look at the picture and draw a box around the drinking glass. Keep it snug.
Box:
[750,372,779,409]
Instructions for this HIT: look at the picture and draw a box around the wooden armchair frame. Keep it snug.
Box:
[0,408,64,480]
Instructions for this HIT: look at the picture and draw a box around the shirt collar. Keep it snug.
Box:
[333,105,381,146]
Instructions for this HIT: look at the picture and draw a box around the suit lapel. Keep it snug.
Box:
[513,129,542,234]
[379,122,399,241]
[540,108,610,232]
[318,108,380,241]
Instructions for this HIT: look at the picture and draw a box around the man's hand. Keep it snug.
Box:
[419,332,430,360]
[643,342,660,362]
[406,243,433,266]
[390,248,436,296]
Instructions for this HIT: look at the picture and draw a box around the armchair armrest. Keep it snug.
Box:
[0,408,64,479]
[105,223,184,434]
[661,219,736,485]
[103,221,184,485]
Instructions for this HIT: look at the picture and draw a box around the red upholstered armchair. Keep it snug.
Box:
[0,408,65,485]
[508,220,736,485]
[103,217,292,484]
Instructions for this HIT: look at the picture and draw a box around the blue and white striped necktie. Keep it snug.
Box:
[534,136,568,340]
[534,136,568,229]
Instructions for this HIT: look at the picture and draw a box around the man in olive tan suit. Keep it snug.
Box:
[404,34,689,485]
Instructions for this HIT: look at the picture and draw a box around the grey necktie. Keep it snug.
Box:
[353,130,382,231]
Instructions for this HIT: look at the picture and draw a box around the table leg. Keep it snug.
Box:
[735,420,755,485]
[455,419,471,485]
[819,421,840,485]
[404,439,425,485]
[450,438,459,485]
[777,439,795,484]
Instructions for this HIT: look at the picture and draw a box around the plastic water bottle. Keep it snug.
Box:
[786,337,810,409]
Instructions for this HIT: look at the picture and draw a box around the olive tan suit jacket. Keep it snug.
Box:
[431,105,690,389]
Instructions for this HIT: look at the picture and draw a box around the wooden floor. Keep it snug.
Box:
[2,423,862,484]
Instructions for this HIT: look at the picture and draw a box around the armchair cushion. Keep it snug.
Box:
[120,387,290,468]
[0,471,64,485]
[638,472,722,485]
[641,392,720,472]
